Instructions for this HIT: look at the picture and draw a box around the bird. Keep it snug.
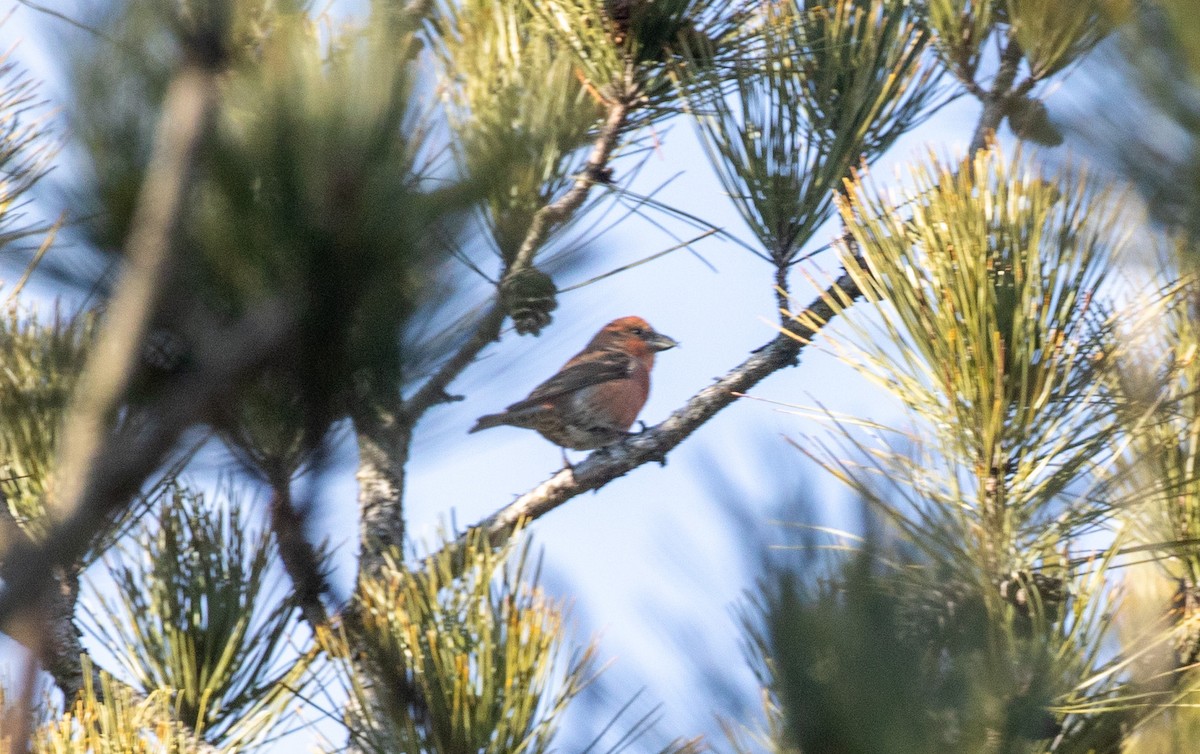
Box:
[469,316,678,450]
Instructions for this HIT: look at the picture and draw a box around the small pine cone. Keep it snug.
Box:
[999,571,1067,633]
[1006,96,1064,147]
[501,267,558,336]
[141,327,191,374]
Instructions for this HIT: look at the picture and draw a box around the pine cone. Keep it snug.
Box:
[999,571,1066,637]
[501,267,558,336]
[1006,96,1064,147]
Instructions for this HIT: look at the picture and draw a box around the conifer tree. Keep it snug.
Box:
[1,1,1199,752]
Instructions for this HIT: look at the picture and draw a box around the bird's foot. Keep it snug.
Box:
[630,422,666,465]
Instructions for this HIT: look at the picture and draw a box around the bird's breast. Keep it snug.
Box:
[569,365,650,431]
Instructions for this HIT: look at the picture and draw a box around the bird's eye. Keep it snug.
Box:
[631,327,645,336]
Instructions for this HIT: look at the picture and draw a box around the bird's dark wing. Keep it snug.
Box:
[503,349,635,412]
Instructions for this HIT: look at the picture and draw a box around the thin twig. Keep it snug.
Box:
[773,263,790,322]
[509,98,631,275]
[403,303,506,417]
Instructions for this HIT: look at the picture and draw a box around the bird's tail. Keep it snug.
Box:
[468,413,510,433]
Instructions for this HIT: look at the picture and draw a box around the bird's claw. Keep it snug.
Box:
[625,422,665,464]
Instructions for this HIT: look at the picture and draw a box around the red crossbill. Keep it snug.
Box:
[470,316,678,450]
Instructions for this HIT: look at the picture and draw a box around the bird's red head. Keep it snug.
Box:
[588,316,679,355]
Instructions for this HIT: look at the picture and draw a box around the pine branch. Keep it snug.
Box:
[402,303,506,418]
[268,479,330,631]
[354,394,410,575]
[0,580,228,753]
[51,62,216,527]
[467,260,867,543]
[0,498,200,747]
[0,303,290,754]
[401,96,632,424]
[40,567,84,700]
[508,96,630,275]
[0,488,81,701]
[0,301,296,643]
[1,56,225,717]
[968,36,1024,154]
[356,96,633,575]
